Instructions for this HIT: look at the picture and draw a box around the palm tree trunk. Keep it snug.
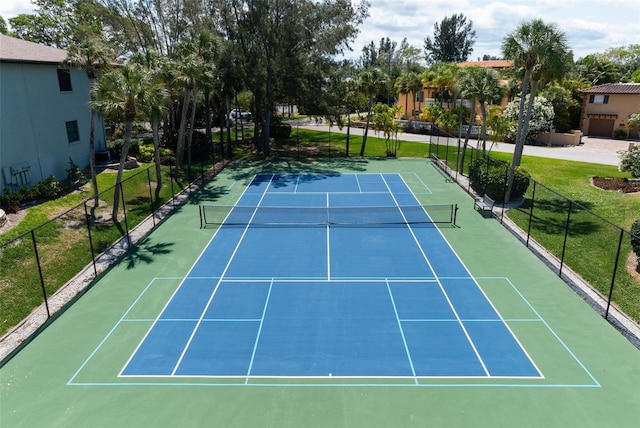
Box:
[359,95,374,157]
[505,69,532,202]
[176,89,191,169]
[346,108,351,157]
[458,101,476,173]
[480,102,487,155]
[187,82,198,174]
[112,121,133,222]
[204,87,212,165]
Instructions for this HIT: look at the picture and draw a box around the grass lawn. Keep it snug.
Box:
[0,164,190,336]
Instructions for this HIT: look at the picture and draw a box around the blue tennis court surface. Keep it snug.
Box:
[121,173,541,379]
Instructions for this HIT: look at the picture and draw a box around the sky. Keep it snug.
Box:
[1,0,639,61]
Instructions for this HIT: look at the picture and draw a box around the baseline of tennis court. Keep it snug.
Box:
[2,159,639,428]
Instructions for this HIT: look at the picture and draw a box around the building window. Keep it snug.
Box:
[66,120,80,143]
[57,68,72,92]
[589,94,609,104]
[415,91,424,102]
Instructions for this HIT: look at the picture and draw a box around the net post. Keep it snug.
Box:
[453,204,458,227]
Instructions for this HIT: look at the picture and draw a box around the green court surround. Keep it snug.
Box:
[1,159,639,427]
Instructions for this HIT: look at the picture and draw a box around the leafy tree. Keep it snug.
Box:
[541,85,580,133]
[424,14,476,65]
[618,145,640,178]
[627,113,640,131]
[0,16,8,35]
[216,0,368,155]
[601,44,640,82]
[372,103,402,157]
[397,38,424,73]
[486,106,512,152]
[574,54,620,85]
[419,104,444,123]
[503,95,554,144]
[435,111,458,134]
[9,0,103,48]
[502,19,569,201]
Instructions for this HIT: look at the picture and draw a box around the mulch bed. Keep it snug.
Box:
[592,177,640,193]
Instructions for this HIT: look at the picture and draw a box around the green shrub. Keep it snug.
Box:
[66,157,87,185]
[138,145,155,162]
[109,138,140,159]
[631,219,640,262]
[0,189,20,208]
[613,128,628,140]
[618,145,640,178]
[270,117,292,139]
[469,158,530,202]
[34,176,61,200]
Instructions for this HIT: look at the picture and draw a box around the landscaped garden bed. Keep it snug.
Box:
[592,177,640,193]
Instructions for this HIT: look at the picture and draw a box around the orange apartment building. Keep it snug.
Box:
[395,60,513,120]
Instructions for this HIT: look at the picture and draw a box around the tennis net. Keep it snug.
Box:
[199,204,458,228]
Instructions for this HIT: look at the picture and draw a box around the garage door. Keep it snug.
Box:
[588,119,615,137]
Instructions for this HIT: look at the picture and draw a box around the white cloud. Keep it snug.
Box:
[0,0,34,19]
[348,0,640,60]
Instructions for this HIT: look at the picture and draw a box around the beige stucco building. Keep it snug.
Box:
[581,83,640,139]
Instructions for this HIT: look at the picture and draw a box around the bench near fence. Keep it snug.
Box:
[474,194,495,215]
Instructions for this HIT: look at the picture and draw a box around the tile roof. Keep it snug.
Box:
[457,60,513,68]
[582,83,640,94]
[0,34,67,64]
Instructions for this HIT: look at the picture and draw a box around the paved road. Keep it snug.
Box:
[297,123,636,166]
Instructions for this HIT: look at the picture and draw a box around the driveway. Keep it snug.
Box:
[297,123,636,166]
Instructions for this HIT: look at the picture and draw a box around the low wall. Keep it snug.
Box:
[535,130,581,146]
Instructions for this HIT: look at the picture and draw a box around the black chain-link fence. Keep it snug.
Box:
[427,126,640,325]
[0,162,217,339]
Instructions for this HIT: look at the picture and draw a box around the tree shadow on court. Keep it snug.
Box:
[121,242,175,269]
[187,186,231,204]
[226,158,371,188]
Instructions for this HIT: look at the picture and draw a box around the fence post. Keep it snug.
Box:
[559,201,573,277]
[83,202,98,277]
[31,230,50,318]
[526,181,536,248]
[146,168,156,227]
[500,164,508,224]
[170,164,176,208]
[605,229,625,319]
[120,181,131,248]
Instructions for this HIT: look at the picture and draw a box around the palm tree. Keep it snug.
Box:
[502,19,569,200]
[457,66,504,155]
[131,51,169,202]
[91,62,158,222]
[358,67,387,157]
[407,71,424,120]
[65,36,114,207]
[394,73,411,119]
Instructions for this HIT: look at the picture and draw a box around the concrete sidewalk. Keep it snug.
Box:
[298,123,635,166]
